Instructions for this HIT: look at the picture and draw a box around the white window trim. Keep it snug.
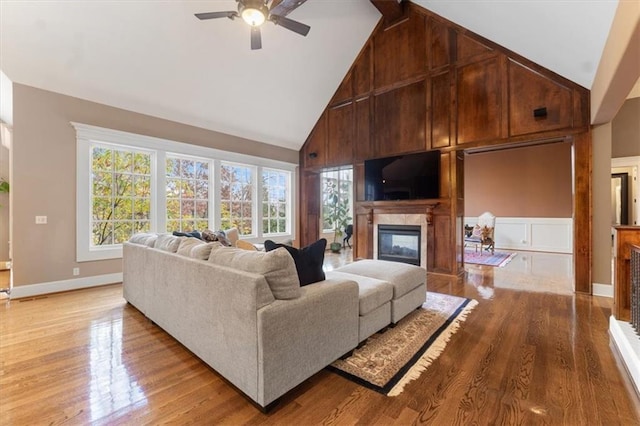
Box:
[73,122,297,262]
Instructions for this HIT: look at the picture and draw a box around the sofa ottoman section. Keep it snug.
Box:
[334,259,427,324]
[326,270,393,342]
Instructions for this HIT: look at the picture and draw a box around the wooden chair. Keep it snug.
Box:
[464,212,496,254]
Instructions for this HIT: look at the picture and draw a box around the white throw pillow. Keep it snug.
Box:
[156,234,183,253]
[208,245,301,299]
[129,233,157,247]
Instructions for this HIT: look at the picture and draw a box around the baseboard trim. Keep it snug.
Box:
[609,316,640,399]
[593,283,614,298]
[9,273,123,299]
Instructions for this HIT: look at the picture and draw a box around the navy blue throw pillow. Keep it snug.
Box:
[172,230,202,240]
[264,238,327,286]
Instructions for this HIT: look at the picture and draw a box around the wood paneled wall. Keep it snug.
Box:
[299,3,591,286]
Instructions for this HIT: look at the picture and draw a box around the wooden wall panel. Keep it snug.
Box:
[327,103,354,167]
[299,171,320,247]
[354,98,372,162]
[374,14,426,89]
[353,43,372,97]
[428,18,450,70]
[329,72,353,106]
[355,213,373,260]
[456,58,503,144]
[302,111,327,169]
[374,80,427,157]
[457,32,493,63]
[430,71,451,148]
[432,214,452,273]
[509,60,573,136]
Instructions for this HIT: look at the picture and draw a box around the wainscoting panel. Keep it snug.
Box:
[464,217,573,254]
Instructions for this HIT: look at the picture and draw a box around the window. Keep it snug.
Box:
[262,168,290,235]
[220,163,254,236]
[75,123,295,262]
[321,168,353,233]
[166,155,211,232]
[91,144,152,247]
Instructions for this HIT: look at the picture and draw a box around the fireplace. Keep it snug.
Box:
[377,225,421,266]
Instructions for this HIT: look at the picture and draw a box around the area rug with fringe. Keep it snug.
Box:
[463,249,517,267]
[328,292,477,397]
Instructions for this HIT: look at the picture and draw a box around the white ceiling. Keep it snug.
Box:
[0,0,618,151]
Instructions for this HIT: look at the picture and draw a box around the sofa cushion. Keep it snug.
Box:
[129,233,158,247]
[176,237,205,257]
[208,245,301,299]
[264,238,326,286]
[326,270,393,316]
[336,259,425,298]
[225,227,239,246]
[189,242,221,260]
[156,234,183,253]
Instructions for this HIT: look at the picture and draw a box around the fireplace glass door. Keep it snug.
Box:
[378,225,421,266]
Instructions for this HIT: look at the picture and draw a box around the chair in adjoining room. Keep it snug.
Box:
[464,211,496,254]
[343,224,353,248]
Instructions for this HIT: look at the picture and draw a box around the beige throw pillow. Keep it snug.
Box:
[190,242,221,260]
[177,237,204,257]
[156,234,183,253]
[225,228,239,246]
[208,245,301,299]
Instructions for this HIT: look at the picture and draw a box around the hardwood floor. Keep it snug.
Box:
[1,250,638,425]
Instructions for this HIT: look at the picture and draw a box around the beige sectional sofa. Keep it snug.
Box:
[123,234,427,409]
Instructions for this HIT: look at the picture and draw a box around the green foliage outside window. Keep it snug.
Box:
[91,145,151,246]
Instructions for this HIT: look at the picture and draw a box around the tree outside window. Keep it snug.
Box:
[220,163,254,235]
[91,145,151,246]
[166,155,211,232]
[262,169,289,235]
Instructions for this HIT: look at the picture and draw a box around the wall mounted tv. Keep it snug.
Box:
[364,150,440,201]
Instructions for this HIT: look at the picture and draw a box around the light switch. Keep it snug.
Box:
[35,216,47,224]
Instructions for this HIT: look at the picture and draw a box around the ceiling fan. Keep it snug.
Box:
[195,0,311,50]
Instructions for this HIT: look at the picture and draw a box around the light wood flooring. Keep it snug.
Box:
[1,250,638,425]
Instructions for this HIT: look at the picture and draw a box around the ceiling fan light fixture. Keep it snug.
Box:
[239,1,268,27]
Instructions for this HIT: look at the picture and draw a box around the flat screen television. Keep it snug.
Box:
[364,150,440,201]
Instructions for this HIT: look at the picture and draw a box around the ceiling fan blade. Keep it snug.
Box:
[195,11,238,20]
[251,26,262,50]
[270,0,308,17]
[269,15,310,36]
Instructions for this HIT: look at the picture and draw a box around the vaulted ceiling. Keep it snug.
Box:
[0,0,619,151]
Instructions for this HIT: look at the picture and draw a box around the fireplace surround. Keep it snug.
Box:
[378,225,421,266]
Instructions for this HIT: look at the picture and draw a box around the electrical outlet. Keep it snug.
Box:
[73,267,80,276]
[35,216,47,224]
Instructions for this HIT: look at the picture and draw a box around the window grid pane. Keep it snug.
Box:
[262,169,290,235]
[91,145,151,247]
[221,163,254,235]
[166,155,210,232]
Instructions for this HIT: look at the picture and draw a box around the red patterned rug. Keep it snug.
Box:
[463,249,517,267]
[328,292,477,396]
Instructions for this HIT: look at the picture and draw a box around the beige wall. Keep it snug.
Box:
[464,142,572,218]
[590,1,640,291]
[12,84,298,287]
[612,98,640,158]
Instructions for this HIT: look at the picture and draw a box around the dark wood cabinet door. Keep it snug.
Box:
[456,57,503,144]
[374,13,427,90]
[374,80,427,157]
[354,97,371,162]
[430,71,451,148]
[302,111,327,169]
[509,60,573,136]
[327,102,354,167]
